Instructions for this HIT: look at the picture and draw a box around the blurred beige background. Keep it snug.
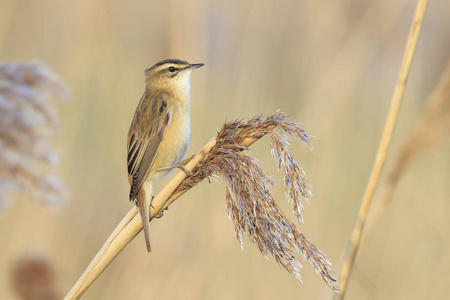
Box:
[1,0,450,299]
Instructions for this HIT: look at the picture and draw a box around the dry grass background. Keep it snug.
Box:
[1,0,449,299]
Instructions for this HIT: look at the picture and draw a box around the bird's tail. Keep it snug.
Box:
[136,188,152,252]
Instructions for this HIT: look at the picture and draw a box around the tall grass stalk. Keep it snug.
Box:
[334,0,428,298]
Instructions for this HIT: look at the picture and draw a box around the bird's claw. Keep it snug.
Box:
[155,206,169,219]
[177,165,193,176]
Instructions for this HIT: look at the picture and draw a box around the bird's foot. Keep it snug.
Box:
[175,164,193,176]
[156,161,194,176]
[179,154,195,166]
[155,206,169,219]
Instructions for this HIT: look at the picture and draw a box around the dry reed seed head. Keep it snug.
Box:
[0,61,68,209]
[172,112,337,291]
[11,254,62,300]
[270,129,311,224]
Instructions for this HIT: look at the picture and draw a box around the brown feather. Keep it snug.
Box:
[127,92,170,200]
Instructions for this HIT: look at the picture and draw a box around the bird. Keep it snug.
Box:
[127,59,203,252]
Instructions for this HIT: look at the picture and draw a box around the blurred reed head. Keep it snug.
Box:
[11,254,62,300]
[0,61,68,209]
[175,113,337,291]
[383,59,450,204]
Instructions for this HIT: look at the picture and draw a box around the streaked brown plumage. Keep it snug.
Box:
[127,59,203,252]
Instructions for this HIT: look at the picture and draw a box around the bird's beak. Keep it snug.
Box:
[183,63,204,71]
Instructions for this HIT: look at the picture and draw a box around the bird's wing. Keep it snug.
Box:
[127,93,170,200]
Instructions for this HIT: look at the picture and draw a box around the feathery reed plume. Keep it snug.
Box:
[65,112,337,299]
[381,60,450,205]
[0,61,68,209]
[172,113,337,290]
[11,254,62,300]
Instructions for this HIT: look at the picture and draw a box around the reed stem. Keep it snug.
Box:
[334,1,428,298]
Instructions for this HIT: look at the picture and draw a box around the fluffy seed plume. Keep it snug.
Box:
[0,61,68,209]
[173,112,337,291]
[63,112,338,298]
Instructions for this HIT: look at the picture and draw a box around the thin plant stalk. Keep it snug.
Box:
[334,0,428,298]
[63,136,218,300]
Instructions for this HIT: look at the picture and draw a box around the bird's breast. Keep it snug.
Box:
[150,104,190,178]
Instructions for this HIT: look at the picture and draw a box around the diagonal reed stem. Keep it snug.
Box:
[334,0,428,298]
[64,129,276,299]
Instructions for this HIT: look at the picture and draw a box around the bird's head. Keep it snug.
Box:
[145,59,203,95]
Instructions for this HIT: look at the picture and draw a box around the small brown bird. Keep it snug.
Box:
[127,59,203,252]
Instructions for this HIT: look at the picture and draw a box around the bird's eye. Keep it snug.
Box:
[168,66,176,73]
